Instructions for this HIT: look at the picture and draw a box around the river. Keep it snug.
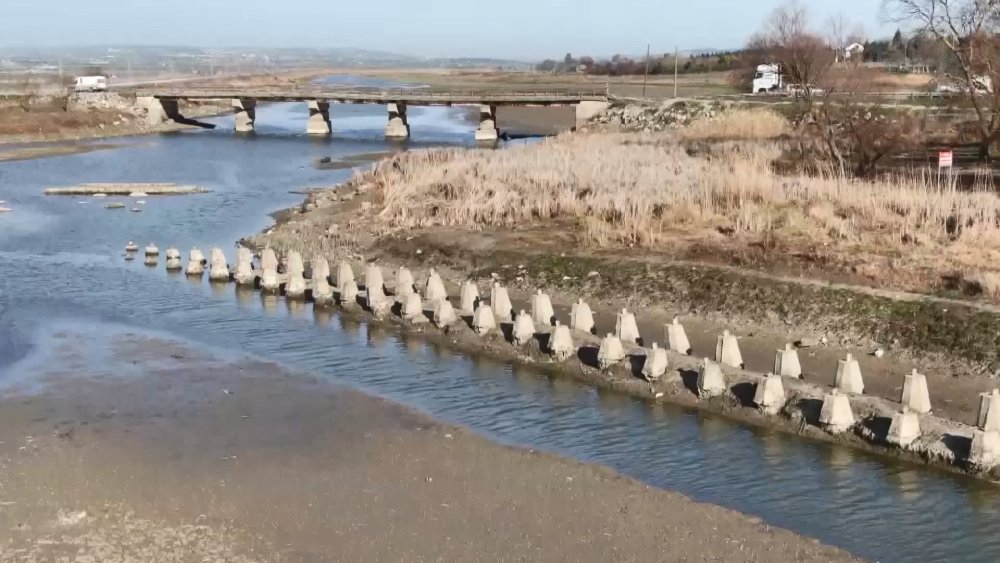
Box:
[2,77,1000,562]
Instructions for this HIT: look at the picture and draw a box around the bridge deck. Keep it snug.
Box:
[135,87,607,105]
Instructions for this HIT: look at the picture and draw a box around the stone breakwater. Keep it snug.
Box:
[135,242,1000,482]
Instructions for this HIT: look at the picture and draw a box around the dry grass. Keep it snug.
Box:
[359,131,1000,257]
[678,108,790,142]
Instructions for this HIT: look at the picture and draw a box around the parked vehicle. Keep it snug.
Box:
[752,64,782,93]
[74,76,108,92]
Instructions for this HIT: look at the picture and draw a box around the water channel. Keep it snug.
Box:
[2,77,1000,562]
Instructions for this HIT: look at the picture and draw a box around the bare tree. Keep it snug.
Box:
[886,0,1000,158]
[758,1,837,105]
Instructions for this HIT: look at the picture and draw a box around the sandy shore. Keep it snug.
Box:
[0,327,854,562]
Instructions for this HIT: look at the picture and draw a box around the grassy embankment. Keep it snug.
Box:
[254,108,1000,376]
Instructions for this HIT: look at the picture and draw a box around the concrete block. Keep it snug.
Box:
[475,104,499,142]
[402,293,423,321]
[570,299,595,334]
[424,268,447,304]
[819,389,855,434]
[185,248,205,276]
[715,330,744,369]
[233,98,256,133]
[575,100,611,125]
[165,247,182,271]
[433,299,457,327]
[234,248,254,285]
[697,358,727,398]
[307,100,331,136]
[835,353,864,394]
[900,369,931,414]
[395,266,415,298]
[460,281,479,313]
[969,429,1000,471]
[550,322,574,361]
[615,308,640,343]
[260,266,280,294]
[144,243,159,257]
[125,241,138,253]
[753,374,785,415]
[286,270,307,300]
[260,248,278,273]
[665,317,691,355]
[365,264,384,296]
[598,333,626,370]
[143,255,157,266]
[512,310,536,346]
[313,273,334,306]
[491,284,513,321]
[886,407,921,448]
[385,102,410,140]
[311,256,330,284]
[209,248,230,282]
[977,389,1000,431]
[337,260,355,289]
[473,305,497,335]
[641,343,668,382]
[286,251,305,277]
[774,343,802,379]
[531,290,555,326]
[338,279,359,305]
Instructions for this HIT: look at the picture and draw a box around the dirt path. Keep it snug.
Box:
[0,328,855,562]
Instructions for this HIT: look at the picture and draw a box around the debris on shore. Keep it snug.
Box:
[45,183,210,196]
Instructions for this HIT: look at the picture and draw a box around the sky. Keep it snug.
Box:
[1,0,896,60]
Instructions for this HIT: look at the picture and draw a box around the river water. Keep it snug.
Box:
[2,79,1000,562]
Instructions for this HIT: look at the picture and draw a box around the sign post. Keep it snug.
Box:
[938,149,954,184]
[938,149,953,169]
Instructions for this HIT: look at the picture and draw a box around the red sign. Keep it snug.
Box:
[939,150,954,169]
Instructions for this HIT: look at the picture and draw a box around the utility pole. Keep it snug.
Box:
[673,46,679,98]
[642,43,650,98]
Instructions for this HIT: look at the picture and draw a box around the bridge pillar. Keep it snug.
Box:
[575,100,610,127]
[139,96,180,126]
[475,104,499,143]
[385,103,410,140]
[232,98,256,133]
[307,101,332,135]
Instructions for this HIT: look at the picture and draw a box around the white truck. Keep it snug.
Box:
[752,64,782,94]
[74,75,108,92]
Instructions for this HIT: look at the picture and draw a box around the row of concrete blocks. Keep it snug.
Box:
[136,243,1000,470]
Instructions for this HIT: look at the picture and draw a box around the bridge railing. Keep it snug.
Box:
[134,86,608,101]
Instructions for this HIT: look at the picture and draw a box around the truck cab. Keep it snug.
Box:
[752,64,782,94]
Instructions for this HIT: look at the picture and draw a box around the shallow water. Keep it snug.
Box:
[3,80,1000,562]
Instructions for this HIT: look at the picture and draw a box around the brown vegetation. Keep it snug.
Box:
[350,126,1000,294]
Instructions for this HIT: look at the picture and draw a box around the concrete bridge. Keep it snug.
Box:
[136,87,610,141]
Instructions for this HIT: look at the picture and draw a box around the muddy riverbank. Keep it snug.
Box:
[0,327,854,562]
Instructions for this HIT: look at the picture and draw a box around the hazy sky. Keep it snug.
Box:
[2,0,895,59]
